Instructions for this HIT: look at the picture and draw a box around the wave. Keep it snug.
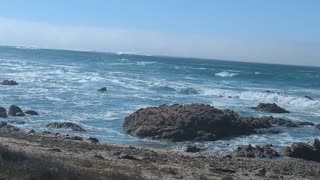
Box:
[215,71,238,77]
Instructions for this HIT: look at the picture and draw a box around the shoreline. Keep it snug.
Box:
[1,129,320,179]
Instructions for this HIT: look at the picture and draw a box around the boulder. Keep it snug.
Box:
[46,122,86,131]
[123,104,307,142]
[8,105,25,116]
[232,144,279,159]
[25,110,39,115]
[1,80,18,85]
[251,103,289,113]
[304,96,314,100]
[283,140,320,162]
[98,87,107,93]
[308,138,320,150]
[88,137,99,143]
[0,107,7,118]
[123,104,258,142]
[0,121,20,132]
[185,145,201,153]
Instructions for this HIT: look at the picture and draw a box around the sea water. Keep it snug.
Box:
[1,46,320,154]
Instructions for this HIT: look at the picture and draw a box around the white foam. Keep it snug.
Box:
[215,71,238,77]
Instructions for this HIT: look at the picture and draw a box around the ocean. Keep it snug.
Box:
[1,46,320,154]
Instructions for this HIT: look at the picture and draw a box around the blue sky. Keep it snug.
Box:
[0,0,319,66]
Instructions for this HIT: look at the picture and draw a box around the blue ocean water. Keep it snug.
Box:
[1,46,320,154]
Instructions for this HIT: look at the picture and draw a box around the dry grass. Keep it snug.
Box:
[0,144,144,180]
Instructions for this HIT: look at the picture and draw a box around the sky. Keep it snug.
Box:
[0,0,319,66]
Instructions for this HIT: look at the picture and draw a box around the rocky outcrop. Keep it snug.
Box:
[185,145,202,153]
[251,103,289,113]
[0,107,8,118]
[123,104,262,142]
[0,121,20,132]
[88,137,99,143]
[46,122,86,131]
[1,80,18,85]
[25,110,39,115]
[283,138,320,162]
[98,87,107,93]
[8,105,25,116]
[124,104,313,142]
[232,144,279,159]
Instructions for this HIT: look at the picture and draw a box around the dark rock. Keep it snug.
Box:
[308,138,320,150]
[88,137,99,143]
[48,148,62,152]
[295,121,315,126]
[221,175,233,180]
[254,168,267,177]
[232,144,279,159]
[72,136,83,141]
[28,129,36,134]
[0,122,20,132]
[251,103,289,113]
[0,107,8,118]
[1,80,18,85]
[94,154,104,159]
[283,140,320,162]
[123,104,304,142]
[123,104,259,142]
[98,87,107,93]
[305,96,314,100]
[8,105,25,116]
[46,122,86,131]
[42,131,52,134]
[24,110,39,115]
[9,120,25,124]
[118,154,140,161]
[316,124,320,129]
[185,145,201,153]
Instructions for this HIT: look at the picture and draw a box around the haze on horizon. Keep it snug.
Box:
[0,0,319,66]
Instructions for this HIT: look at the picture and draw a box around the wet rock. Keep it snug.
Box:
[123,104,259,141]
[304,96,314,100]
[9,120,25,124]
[94,154,104,159]
[308,138,320,150]
[46,122,86,131]
[0,107,8,118]
[221,175,233,180]
[251,103,289,113]
[295,121,315,126]
[283,140,320,162]
[232,144,279,159]
[316,124,320,129]
[0,122,20,132]
[28,129,36,134]
[8,105,25,116]
[185,145,201,153]
[98,87,107,93]
[88,137,99,143]
[1,80,18,85]
[24,110,39,115]
[123,104,305,142]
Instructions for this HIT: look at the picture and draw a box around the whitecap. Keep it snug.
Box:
[215,71,238,77]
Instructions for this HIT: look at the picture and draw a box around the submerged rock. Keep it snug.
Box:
[1,80,18,85]
[251,103,289,113]
[232,144,279,159]
[46,122,86,131]
[304,96,314,100]
[98,87,107,93]
[316,124,320,129]
[25,110,39,115]
[8,105,25,116]
[283,139,320,162]
[0,107,8,118]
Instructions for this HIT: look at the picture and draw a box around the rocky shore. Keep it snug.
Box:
[1,127,320,180]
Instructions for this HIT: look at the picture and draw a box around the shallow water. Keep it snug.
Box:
[1,46,320,154]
